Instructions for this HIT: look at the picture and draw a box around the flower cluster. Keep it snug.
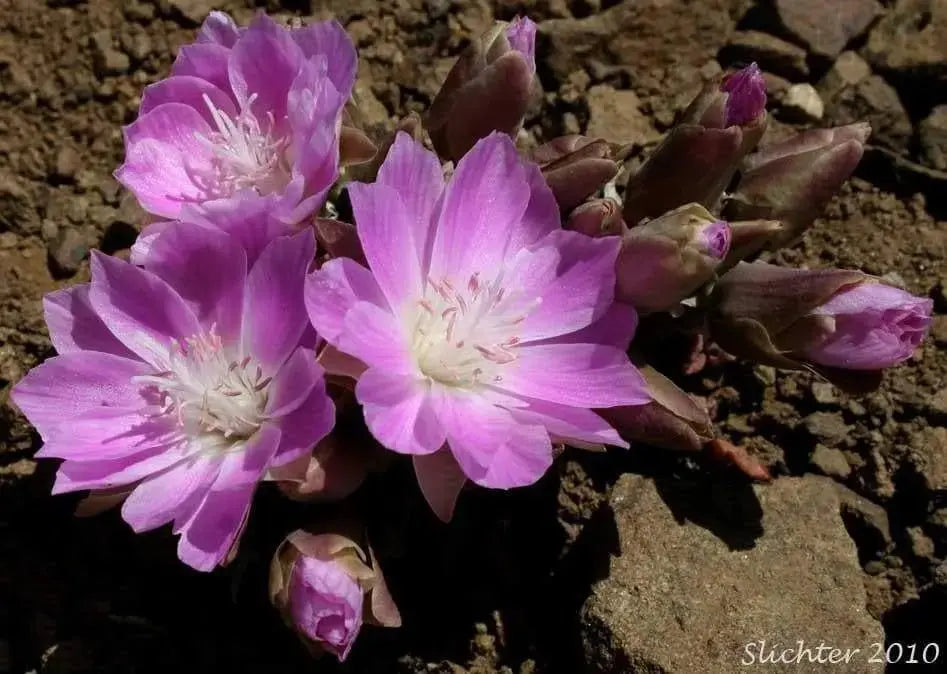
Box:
[9,10,933,663]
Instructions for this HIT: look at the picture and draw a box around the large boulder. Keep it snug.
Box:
[773,0,883,60]
[582,475,883,673]
[864,0,947,85]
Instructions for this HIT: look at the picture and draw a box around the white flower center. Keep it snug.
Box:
[136,327,271,449]
[195,93,291,197]
[410,272,538,388]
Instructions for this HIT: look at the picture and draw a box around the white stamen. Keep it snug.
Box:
[134,325,271,449]
[193,93,291,197]
[410,271,540,388]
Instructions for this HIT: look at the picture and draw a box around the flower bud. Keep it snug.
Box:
[600,364,714,453]
[270,531,401,661]
[273,435,370,503]
[531,136,621,212]
[616,204,731,313]
[565,198,624,237]
[426,17,537,161]
[624,64,768,225]
[708,262,932,389]
[724,123,870,249]
[720,218,784,270]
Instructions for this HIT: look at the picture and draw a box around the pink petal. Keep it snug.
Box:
[227,13,303,124]
[270,381,335,468]
[507,399,627,448]
[121,455,221,533]
[498,343,650,408]
[375,132,445,272]
[197,11,242,47]
[305,258,386,344]
[171,43,234,97]
[508,160,560,253]
[291,20,357,98]
[553,301,638,350]
[518,231,620,342]
[436,390,552,488]
[356,368,445,455]
[139,76,237,126]
[116,141,211,220]
[177,426,281,571]
[349,181,424,311]
[144,222,247,343]
[338,301,413,372]
[430,133,530,282]
[11,352,150,441]
[88,251,201,368]
[43,285,136,358]
[240,231,316,375]
[122,102,213,152]
[413,451,466,522]
[265,348,321,418]
[51,440,198,494]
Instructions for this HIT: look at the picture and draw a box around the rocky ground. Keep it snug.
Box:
[1,0,946,672]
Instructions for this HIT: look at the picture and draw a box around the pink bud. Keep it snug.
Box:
[616,204,731,313]
[721,63,767,127]
[505,16,536,73]
[270,530,401,661]
[289,555,363,660]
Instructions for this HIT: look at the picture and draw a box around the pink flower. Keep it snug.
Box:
[289,556,363,659]
[304,132,649,507]
[11,228,334,571]
[116,11,355,224]
[270,531,401,662]
[800,281,932,370]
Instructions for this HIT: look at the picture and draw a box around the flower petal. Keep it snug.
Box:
[519,231,620,342]
[305,258,386,344]
[291,20,357,99]
[228,13,303,124]
[240,231,315,374]
[88,251,201,368]
[43,285,136,358]
[197,11,242,47]
[121,455,220,533]
[270,381,335,468]
[10,352,151,441]
[172,43,233,97]
[375,132,445,272]
[356,368,445,455]
[435,390,552,488]
[430,133,530,282]
[508,160,560,252]
[139,76,237,126]
[507,398,627,449]
[349,181,424,311]
[50,440,198,494]
[413,451,466,522]
[498,343,650,408]
[144,222,247,343]
[338,301,413,372]
[265,348,320,418]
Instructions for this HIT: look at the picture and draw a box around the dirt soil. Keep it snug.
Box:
[0,0,945,672]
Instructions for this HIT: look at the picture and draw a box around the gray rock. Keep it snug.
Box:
[582,475,883,673]
[811,444,852,479]
[723,30,809,80]
[920,105,947,171]
[817,51,872,100]
[825,75,912,151]
[908,426,947,492]
[585,85,659,146]
[53,147,81,183]
[781,83,824,122]
[0,171,37,235]
[774,0,883,60]
[90,30,129,76]
[803,411,849,446]
[47,228,88,278]
[836,484,892,559]
[864,0,947,84]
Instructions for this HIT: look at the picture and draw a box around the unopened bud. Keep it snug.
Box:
[725,123,870,248]
[708,262,932,390]
[531,135,621,212]
[270,530,401,661]
[625,65,768,224]
[565,198,623,237]
[426,17,537,161]
[600,364,713,452]
[616,204,731,313]
[720,218,784,269]
[273,435,370,503]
